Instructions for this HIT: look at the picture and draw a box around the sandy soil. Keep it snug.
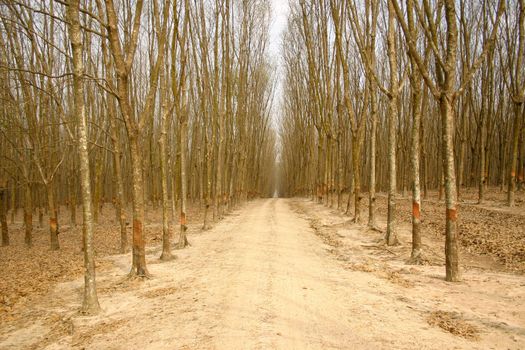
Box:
[0,198,523,349]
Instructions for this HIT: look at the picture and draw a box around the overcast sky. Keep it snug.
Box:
[268,0,289,125]
[269,0,289,59]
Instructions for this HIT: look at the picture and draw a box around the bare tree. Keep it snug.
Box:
[505,0,525,206]
[101,0,169,276]
[391,0,505,281]
[66,0,101,314]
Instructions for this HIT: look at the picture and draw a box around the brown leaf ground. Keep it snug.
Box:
[0,202,204,318]
[374,187,525,273]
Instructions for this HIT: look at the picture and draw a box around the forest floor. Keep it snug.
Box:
[0,189,524,349]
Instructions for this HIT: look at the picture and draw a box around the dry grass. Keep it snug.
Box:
[71,318,129,347]
[427,310,480,340]
[141,286,180,298]
[385,270,414,288]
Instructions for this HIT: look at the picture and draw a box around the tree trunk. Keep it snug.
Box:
[46,183,60,250]
[171,128,180,225]
[478,66,489,204]
[0,185,8,246]
[317,132,323,203]
[408,0,422,261]
[478,115,486,204]
[385,1,399,246]
[352,136,362,222]
[67,0,101,314]
[345,165,354,215]
[410,80,422,262]
[368,89,378,228]
[422,124,428,200]
[457,105,467,199]
[159,70,173,261]
[337,137,344,211]
[9,180,15,225]
[440,94,460,282]
[24,179,32,247]
[216,110,225,219]
[92,150,105,224]
[38,206,44,229]
[367,16,379,228]
[203,122,212,230]
[178,97,190,248]
[508,103,522,206]
[508,0,524,204]
[68,164,77,226]
[109,115,127,253]
[128,135,149,276]
[323,135,329,206]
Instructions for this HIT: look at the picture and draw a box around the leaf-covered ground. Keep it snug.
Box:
[0,202,204,318]
[374,187,525,273]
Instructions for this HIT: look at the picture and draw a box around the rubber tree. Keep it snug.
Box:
[66,0,101,314]
[101,0,170,276]
[506,0,525,207]
[391,0,505,281]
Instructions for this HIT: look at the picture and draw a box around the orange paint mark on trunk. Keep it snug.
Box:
[180,213,186,225]
[511,171,516,177]
[446,208,458,221]
[133,219,143,241]
[49,218,57,232]
[412,201,420,219]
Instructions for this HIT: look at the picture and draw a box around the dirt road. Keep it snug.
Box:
[1,198,523,349]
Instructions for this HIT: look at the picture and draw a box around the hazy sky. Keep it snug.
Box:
[269,0,289,59]
[269,0,290,123]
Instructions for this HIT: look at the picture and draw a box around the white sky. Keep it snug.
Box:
[269,0,289,59]
[268,0,290,127]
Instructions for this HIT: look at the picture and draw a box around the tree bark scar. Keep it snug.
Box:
[50,218,58,232]
[412,201,421,219]
[180,212,186,225]
[133,219,142,239]
[446,208,458,221]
